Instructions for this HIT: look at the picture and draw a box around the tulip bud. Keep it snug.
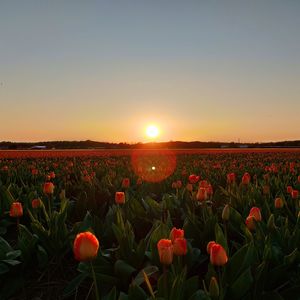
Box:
[157,239,173,265]
[196,187,208,202]
[287,186,293,194]
[274,197,284,209]
[32,198,42,209]
[242,172,251,185]
[43,182,54,194]
[207,241,216,254]
[169,227,184,243]
[249,207,262,221]
[222,204,230,221]
[209,277,220,298]
[176,180,182,189]
[291,190,299,199]
[122,178,130,188]
[173,238,187,256]
[10,202,23,218]
[210,243,228,266]
[267,214,276,231]
[263,185,270,195]
[186,183,193,192]
[73,232,99,261]
[189,174,200,184]
[227,173,236,184]
[115,192,125,204]
[246,215,256,231]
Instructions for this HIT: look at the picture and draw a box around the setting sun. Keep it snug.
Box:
[146,125,159,138]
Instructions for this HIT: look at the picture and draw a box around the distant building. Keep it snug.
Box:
[30,145,47,149]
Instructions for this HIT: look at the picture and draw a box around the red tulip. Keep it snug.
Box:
[249,207,262,221]
[157,239,173,265]
[169,227,184,243]
[207,241,216,254]
[242,172,251,185]
[287,186,293,194]
[196,187,208,201]
[245,215,256,231]
[173,238,187,256]
[209,243,228,266]
[189,174,200,184]
[73,232,99,261]
[10,202,23,218]
[122,178,130,188]
[115,192,125,204]
[291,190,299,199]
[43,182,54,194]
[227,173,236,184]
[32,198,42,209]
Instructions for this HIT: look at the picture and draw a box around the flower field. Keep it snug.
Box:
[0,149,300,300]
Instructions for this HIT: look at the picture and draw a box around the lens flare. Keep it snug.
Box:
[131,149,176,182]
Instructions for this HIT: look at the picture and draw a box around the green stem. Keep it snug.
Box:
[90,261,100,300]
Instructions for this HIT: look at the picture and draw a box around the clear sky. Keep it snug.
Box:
[0,0,299,143]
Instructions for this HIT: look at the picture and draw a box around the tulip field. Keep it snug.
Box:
[0,149,300,300]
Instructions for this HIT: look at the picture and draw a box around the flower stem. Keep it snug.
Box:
[90,261,100,300]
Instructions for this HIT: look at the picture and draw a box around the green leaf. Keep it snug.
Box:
[215,223,229,254]
[63,273,87,298]
[128,283,147,300]
[134,265,159,286]
[0,262,9,275]
[2,259,21,266]
[6,250,21,260]
[227,267,253,300]
[114,260,136,282]
[103,287,117,300]
[188,290,211,300]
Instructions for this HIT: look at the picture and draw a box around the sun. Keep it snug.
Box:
[146,125,159,138]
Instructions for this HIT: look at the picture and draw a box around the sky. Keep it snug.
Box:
[0,0,300,143]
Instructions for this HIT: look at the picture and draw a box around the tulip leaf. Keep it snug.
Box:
[227,267,253,299]
[63,273,87,298]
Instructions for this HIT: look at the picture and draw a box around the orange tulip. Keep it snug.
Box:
[173,238,187,256]
[43,182,54,194]
[210,243,228,266]
[245,215,256,231]
[115,192,125,204]
[169,227,184,243]
[157,239,173,265]
[10,202,23,218]
[249,207,262,221]
[274,197,284,209]
[196,187,208,201]
[73,232,99,261]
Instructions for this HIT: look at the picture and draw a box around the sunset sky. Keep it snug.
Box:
[0,1,300,143]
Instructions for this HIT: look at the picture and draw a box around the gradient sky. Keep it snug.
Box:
[0,0,300,143]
